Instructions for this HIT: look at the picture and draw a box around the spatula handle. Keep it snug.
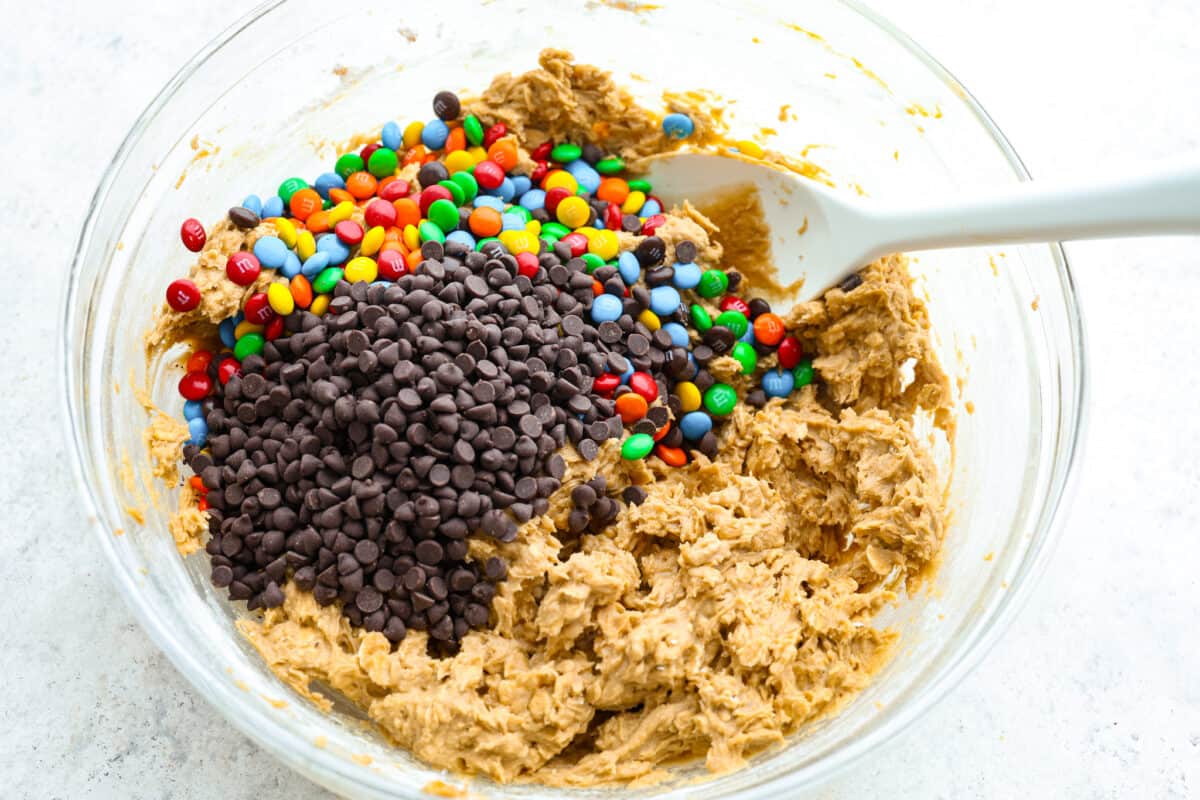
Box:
[860,161,1200,258]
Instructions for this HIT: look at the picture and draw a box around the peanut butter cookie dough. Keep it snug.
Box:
[240,255,948,786]
[145,50,952,787]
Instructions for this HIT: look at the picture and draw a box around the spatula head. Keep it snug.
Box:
[643,152,844,303]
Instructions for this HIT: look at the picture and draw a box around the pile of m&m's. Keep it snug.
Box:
[165,89,815,464]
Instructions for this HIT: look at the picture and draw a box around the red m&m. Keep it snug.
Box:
[178,372,212,401]
[180,218,206,252]
[226,251,261,286]
[165,279,201,312]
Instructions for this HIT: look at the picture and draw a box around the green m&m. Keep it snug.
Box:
[551,142,583,162]
[367,147,398,178]
[697,269,729,298]
[334,153,363,179]
[463,115,484,146]
[690,304,713,332]
[731,341,758,374]
[793,358,816,387]
[595,156,624,175]
[438,179,466,206]
[715,310,748,338]
[541,222,570,240]
[233,332,264,361]
[451,171,478,202]
[418,220,446,243]
[426,199,460,233]
[277,177,309,204]
[703,383,738,416]
[621,433,655,460]
[312,267,344,294]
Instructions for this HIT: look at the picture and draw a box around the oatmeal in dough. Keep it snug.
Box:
[240,254,950,786]
[463,49,725,172]
[145,50,953,788]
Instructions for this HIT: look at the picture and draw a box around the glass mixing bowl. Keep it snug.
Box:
[62,0,1086,796]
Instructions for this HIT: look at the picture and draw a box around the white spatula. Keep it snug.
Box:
[644,152,1200,302]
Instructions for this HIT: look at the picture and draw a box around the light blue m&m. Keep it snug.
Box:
[672,261,702,289]
[649,286,681,316]
[252,235,289,269]
[662,322,690,347]
[590,293,623,323]
[617,251,641,285]
[662,113,695,139]
[679,411,712,440]
[762,368,795,398]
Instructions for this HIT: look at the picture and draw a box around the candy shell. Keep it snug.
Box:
[233,332,264,361]
[697,269,729,298]
[180,218,206,251]
[344,256,378,283]
[654,444,687,467]
[178,371,211,401]
[165,279,201,312]
[793,359,815,387]
[280,251,302,279]
[703,383,737,416]
[615,392,649,423]
[218,318,237,348]
[679,411,712,440]
[381,121,402,150]
[226,251,261,286]
[243,292,274,325]
[589,293,623,324]
[252,236,289,269]
[731,341,757,374]
[267,281,295,315]
[187,417,208,447]
[261,195,284,218]
[377,249,407,281]
[473,159,505,190]
[300,252,330,278]
[761,368,795,398]
[217,357,240,384]
[662,113,695,139]
[777,336,803,369]
[311,173,343,201]
[753,313,786,346]
[550,142,582,162]
[621,433,655,460]
[421,119,450,150]
[672,262,702,289]
[649,286,681,316]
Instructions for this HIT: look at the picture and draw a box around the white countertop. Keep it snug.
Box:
[4,0,1197,796]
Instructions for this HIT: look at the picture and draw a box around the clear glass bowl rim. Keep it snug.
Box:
[60,0,1089,795]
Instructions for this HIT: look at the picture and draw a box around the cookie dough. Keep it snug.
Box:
[146,50,952,787]
[239,251,948,785]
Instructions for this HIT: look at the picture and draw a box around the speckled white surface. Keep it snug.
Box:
[4,0,1198,797]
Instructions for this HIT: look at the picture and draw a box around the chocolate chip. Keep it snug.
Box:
[674,240,697,263]
[622,486,648,506]
[838,272,864,293]
[571,484,597,508]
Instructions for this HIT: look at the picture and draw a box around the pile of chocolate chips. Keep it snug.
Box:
[187,236,699,652]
